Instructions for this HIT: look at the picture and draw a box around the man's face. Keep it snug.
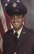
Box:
[10,15,24,31]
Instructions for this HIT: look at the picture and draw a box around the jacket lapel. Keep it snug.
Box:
[16,27,27,49]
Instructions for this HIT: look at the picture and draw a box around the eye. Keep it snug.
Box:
[17,15,22,19]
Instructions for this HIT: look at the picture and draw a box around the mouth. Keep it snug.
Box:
[14,22,19,25]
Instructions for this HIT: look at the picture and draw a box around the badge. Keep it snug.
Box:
[12,2,17,7]
[23,31,26,34]
[17,0,20,2]
[14,52,16,54]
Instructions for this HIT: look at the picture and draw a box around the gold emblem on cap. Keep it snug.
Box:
[12,2,17,7]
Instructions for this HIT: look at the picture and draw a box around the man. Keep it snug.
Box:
[3,1,34,54]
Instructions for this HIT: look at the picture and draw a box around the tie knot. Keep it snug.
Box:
[14,32,18,36]
[13,32,18,39]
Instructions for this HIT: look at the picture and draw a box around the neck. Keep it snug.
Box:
[14,26,23,32]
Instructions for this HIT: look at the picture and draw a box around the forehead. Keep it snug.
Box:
[10,15,23,19]
[11,14,23,17]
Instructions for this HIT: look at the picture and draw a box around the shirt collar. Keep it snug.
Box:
[13,26,23,38]
[17,26,23,35]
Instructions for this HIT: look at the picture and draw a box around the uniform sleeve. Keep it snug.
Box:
[32,41,34,54]
[3,34,9,54]
[32,31,34,54]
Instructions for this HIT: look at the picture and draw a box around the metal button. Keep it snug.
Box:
[14,52,16,54]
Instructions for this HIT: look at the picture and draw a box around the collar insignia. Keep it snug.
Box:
[23,31,26,34]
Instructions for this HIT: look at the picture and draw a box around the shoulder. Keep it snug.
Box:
[24,26,34,40]
[23,26,34,38]
[25,26,34,37]
[3,29,13,39]
[24,26,34,34]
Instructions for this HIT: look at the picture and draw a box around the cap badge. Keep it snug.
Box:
[12,2,17,7]
[17,0,20,2]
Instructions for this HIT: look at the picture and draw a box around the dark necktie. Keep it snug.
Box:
[14,32,18,38]
[13,32,18,44]
[13,32,18,52]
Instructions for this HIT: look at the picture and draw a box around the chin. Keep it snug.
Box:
[14,27,19,29]
[14,26,21,30]
[13,25,19,28]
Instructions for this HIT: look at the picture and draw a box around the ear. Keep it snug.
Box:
[22,17,24,25]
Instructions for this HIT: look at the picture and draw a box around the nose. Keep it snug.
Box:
[14,15,18,21]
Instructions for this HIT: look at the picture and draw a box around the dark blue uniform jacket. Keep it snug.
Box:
[3,27,34,54]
